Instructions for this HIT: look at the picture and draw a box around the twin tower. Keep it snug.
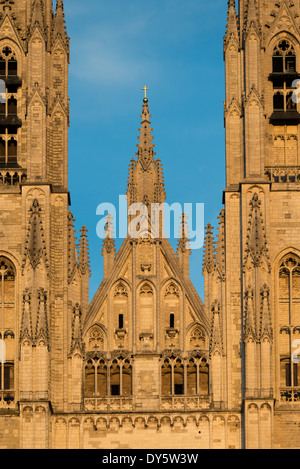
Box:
[0,0,299,450]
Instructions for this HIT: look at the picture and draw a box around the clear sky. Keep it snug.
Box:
[63,0,227,301]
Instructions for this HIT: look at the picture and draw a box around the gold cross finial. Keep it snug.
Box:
[142,85,149,99]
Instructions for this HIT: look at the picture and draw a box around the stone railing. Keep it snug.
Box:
[0,391,15,409]
[0,168,27,186]
[161,395,211,411]
[84,396,134,412]
[265,166,300,184]
[280,387,300,403]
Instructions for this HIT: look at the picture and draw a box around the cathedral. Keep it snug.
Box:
[0,0,299,450]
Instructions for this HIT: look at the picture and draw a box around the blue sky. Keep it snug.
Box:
[63,0,227,300]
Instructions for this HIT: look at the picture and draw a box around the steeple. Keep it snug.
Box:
[127,93,166,212]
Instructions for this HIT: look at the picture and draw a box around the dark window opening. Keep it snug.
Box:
[8,138,17,163]
[110,363,120,396]
[7,59,17,77]
[118,314,124,330]
[174,363,184,395]
[111,384,120,396]
[274,92,284,111]
[0,363,14,390]
[170,313,175,329]
[0,101,5,116]
[7,97,17,116]
[0,138,5,164]
[273,55,284,73]
[0,60,5,78]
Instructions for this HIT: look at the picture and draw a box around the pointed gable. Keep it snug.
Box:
[243,192,270,271]
[22,198,49,273]
[85,92,208,373]
[265,0,300,45]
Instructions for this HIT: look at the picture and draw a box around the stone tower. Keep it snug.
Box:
[0,0,90,448]
[209,0,300,448]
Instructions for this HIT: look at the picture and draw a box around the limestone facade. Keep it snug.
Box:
[0,0,299,449]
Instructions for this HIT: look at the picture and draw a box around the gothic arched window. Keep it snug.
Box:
[84,358,107,396]
[278,254,300,402]
[273,40,296,74]
[84,360,95,396]
[161,356,184,396]
[0,47,18,78]
[84,356,133,398]
[186,356,209,395]
[271,40,298,115]
[273,92,284,111]
[0,257,16,407]
[161,355,209,397]
[110,357,132,396]
[0,47,20,167]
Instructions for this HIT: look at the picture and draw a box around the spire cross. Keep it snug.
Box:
[141,85,149,99]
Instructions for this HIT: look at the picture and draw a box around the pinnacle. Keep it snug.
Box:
[244,0,260,30]
[53,0,68,40]
[202,224,216,274]
[101,214,116,256]
[177,212,191,254]
[225,0,239,38]
[79,226,91,276]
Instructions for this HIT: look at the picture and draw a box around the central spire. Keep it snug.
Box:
[137,96,156,172]
[126,93,166,210]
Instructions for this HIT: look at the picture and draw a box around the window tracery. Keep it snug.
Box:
[0,46,20,167]
[84,355,132,397]
[0,257,15,407]
[161,354,209,396]
[278,254,300,402]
